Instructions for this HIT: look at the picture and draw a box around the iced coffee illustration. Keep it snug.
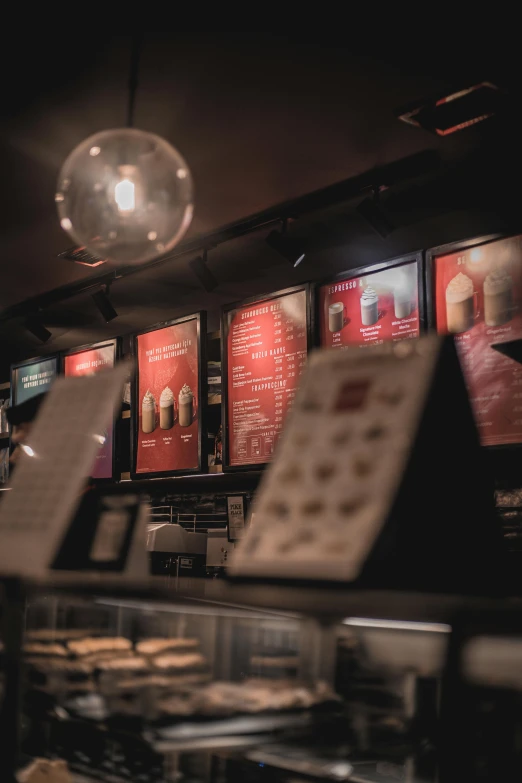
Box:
[394,286,413,319]
[328,302,345,332]
[445,273,477,333]
[142,389,156,433]
[484,268,513,326]
[159,386,174,429]
[360,286,379,326]
[178,383,194,427]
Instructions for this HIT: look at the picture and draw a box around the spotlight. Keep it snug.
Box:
[91,285,118,322]
[356,189,395,239]
[189,250,218,292]
[266,221,306,268]
[25,315,52,344]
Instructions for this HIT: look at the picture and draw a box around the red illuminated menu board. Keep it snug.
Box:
[133,313,204,477]
[223,286,310,470]
[430,233,522,446]
[318,254,422,349]
[63,340,117,480]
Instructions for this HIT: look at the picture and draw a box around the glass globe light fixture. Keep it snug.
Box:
[55,128,193,265]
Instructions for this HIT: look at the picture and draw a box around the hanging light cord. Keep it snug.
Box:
[127,31,144,129]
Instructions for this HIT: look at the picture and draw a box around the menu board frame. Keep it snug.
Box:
[10,353,60,407]
[221,284,313,473]
[130,312,206,480]
[425,231,520,452]
[315,250,426,348]
[62,338,120,482]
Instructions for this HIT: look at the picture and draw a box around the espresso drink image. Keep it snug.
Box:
[394,288,413,319]
[360,286,379,326]
[178,384,194,427]
[446,272,474,333]
[159,386,174,429]
[142,389,156,434]
[484,268,513,326]
[328,302,345,332]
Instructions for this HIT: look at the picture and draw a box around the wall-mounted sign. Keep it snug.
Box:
[428,233,522,446]
[318,253,423,349]
[11,355,59,406]
[222,285,311,471]
[63,340,118,480]
[132,312,205,478]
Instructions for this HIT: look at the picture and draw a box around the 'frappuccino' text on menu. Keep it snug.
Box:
[227,290,308,466]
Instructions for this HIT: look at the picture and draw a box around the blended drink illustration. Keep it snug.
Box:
[484,268,513,326]
[360,286,379,326]
[446,272,475,333]
[328,302,345,332]
[142,389,156,433]
[178,383,194,427]
[160,386,174,429]
[394,287,413,319]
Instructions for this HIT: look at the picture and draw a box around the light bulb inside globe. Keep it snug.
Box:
[115,179,135,212]
[55,128,194,265]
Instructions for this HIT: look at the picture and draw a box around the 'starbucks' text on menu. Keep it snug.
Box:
[226,289,308,467]
[434,234,522,446]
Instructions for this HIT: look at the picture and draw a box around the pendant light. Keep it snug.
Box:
[55,34,193,266]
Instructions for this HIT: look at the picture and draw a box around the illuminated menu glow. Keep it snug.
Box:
[226,289,308,467]
[319,260,420,348]
[433,234,522,446]
[135,317,200,475]
[13,357,58,405]
[64,343,116,479]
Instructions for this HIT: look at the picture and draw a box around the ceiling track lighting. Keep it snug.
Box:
[266,219,306,268]
[92,284,118,322]
[189,249,218,292]
[356,186,396,239]
[25,315,52,344]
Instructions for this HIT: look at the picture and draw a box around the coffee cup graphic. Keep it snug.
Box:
[446,272,480,334]
[328,302,347,333]
[484,269,514,326]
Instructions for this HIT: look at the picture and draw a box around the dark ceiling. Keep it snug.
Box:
[0,28,520,372]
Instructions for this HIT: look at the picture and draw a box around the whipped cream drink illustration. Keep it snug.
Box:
[142,389,156,433]
[159,386,174,430]
[178,384,193,427]
[360,286,379,326]
[484,268,513,326]
[446,273,474,333]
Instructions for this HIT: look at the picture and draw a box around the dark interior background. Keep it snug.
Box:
[1,28,521,377]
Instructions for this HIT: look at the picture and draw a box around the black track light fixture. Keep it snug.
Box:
[25,314,52,344]
[266,219,306,268]
[92,284,118,322]
[189,249,218,292]
[356,187,396,239]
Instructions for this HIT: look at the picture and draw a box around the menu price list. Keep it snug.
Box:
[434,234,522,446]
[227,290,308,466]
[319,261,420,349]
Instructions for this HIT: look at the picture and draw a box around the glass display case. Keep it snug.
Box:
[2,578,519,783]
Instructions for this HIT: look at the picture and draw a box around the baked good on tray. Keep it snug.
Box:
[151,652,208,673]
[23,643,68,658]
[67,637,132,657]
[136,638,200,656]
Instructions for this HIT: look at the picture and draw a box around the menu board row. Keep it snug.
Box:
[10,232,522,481]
